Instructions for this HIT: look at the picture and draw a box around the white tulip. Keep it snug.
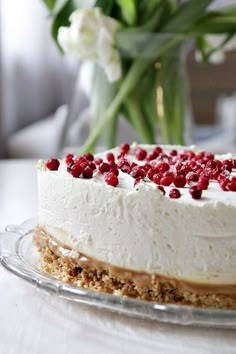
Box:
[58,8,122,82]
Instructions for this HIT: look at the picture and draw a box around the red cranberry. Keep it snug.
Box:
[174,175,186,188]
[170,149,178,157]
[146,152,157,161]
[189,185,202,199]
[89,162,96,170]
[79,161,89,170]
[157,185,166,195]
[46,158,60,171]
[198,176,209,190]
[228,177,236,192]
[205,152,214,160]
[143,163,152,171]
[109,168,119,176]
[222,160,233,172]
[130,162,138,169]
[206,160,217,170]
[147,168,157,181]
[98,162,110,174]
[84,152,94,161]
[94,158,103,165]
[186,172,199,185]
[134,177,142,188]
[153,173,162,185]
[130,166,146,179]
[218,170,230,182]
[70,164,82,178]
[118,160,130,173]
[219,178,229,191]
[160,175,173,186]
[157,162,169,173]
[83,166,93,178]
[135,148,147,161]
[211,168,221,180]
[120,143,130,155]
[65,153,74,165]
[104,172,119,187]
[153,146,163,155]
[74,156,87,165]
[169,188,181,199]
[106,152,115,163]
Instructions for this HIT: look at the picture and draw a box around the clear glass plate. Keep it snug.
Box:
[1,218,236,329]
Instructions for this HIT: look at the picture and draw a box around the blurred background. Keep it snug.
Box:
[1,0,236,158]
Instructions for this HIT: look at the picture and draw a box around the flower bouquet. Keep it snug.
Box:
[42,0,236,152]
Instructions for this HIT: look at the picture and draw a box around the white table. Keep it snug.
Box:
[1,159,236,354]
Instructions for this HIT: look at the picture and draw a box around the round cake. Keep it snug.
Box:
[34,143,236,308]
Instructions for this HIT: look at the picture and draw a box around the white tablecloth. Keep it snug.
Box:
[0,160,236,354]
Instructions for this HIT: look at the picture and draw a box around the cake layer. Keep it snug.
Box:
[34,227,236,308]
[37,144,236,284]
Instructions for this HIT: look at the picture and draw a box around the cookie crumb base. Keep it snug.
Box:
[38,244,236,309]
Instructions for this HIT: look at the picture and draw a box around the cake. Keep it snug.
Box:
[34,143,236,308]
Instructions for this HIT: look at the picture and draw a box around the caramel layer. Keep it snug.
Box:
[33,226,236,298]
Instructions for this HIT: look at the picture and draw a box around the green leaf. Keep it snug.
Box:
[192,12,236,34]
[163,0,213,33]
[116,0,137,25]
[94,0,115,15]
[51,1,76,44]
[52,0,69,16]
[42,0,57,11]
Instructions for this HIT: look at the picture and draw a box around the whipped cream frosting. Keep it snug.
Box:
[37,144,236,284]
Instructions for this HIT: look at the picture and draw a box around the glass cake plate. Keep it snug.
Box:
[1,218,236,329]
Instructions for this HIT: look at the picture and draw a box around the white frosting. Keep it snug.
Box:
[37,144,236,284]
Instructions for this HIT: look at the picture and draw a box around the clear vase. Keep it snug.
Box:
[59,40,193,155]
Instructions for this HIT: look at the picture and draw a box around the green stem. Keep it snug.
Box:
[79,59,150,154]
[80,36,185,154]
[125,97,155,143]
[105,113,118,148]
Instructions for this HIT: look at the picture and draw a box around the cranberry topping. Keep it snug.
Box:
[174,175,186,188]
[146,152,157,161]
[82,166,93,178]
[106,152,115,164]
[153,146,163,155]
[46,158,60,171]
[157,162,169,173]
[134,177,142,188]
[219,178,229,191]
[228,177,236,191]
[94,158,103,166]
[197,176,209,190]
[70,164,82,178]
[160,175,173,186]
[186,172,199,185]
[117,159,131,173]
[135,148,147,161]
[120,143,130,155]
[74,156,87,165]
[169,188,181,199]
[109,168,119,176]
[65,153,74,165]
[98,162,110,174]
[84,152,94,161]
[189,185,202,199]
[130,166,146,179]
[104,172,119,187]
[157,185,166,195]
[153,173,162,185]
[170,149,178,157]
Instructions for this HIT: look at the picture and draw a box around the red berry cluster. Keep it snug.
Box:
[46,144,236,197]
